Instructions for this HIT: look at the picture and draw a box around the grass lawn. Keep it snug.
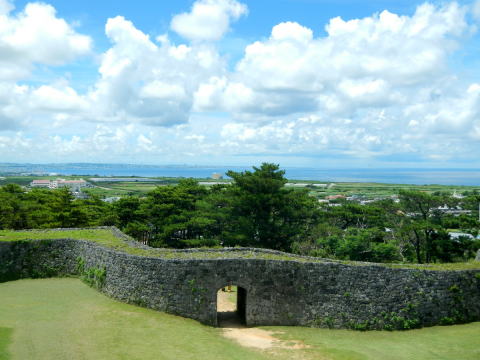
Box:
[0,328,12,360]
[267,323,480,360]
[0,278,267,360]
[0,229,119,243]
[1,279,479,360]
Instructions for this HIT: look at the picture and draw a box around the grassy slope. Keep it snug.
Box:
[0,328,12,360]
[0,229,119,243]
[1,279,479,360]
[269,323,480,360]
[0,278,267,360]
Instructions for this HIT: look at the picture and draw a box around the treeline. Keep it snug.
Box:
[1,163,479,264]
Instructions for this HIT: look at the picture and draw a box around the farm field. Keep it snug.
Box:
[302,181,480,199]
[1,278,479,360]
[1,174,479,199]
[84,182,162,197]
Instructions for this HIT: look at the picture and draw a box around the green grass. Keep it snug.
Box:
[85,182,164,197]
[1,228,479,270]
[266,323,480,360]
[223,285,238,306]
[0,229,119,243]
[0,327,12,360]
[0,228,303,261]
[1,278,479,360]
[0,278,268,360]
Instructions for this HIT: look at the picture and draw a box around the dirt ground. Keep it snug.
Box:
[216,289,308,351]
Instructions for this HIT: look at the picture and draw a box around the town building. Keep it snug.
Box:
[30,178,88,191]
[30,180,52,188]
[54,179,87,192]
[211,173,223,180]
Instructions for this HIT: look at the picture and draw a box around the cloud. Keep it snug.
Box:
[87,16,226,126]
[30,84,88,112]
[171,0,247,42]
[0,1,91,130]
[0,1,480,167]
[0,2,91,80]
[473,0,480,20]
[187,1,480,164]
[196,2,469,118]
[0,0,13,15]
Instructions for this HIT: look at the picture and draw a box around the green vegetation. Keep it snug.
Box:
[222,164,316,250]
[1,278,480,360]
[76,257,106,289]
[85,181,165,197]
[267,322,480,360]
[0,327,12,360]
[1,228,478,269]
[305,181,480,200]
[0,184,117,229]
[222,285,238,306]
[0,227,326,262]
[0,228,118,243]
[293,188,480,265]
[0,163,479,268]
[0,278,267,360]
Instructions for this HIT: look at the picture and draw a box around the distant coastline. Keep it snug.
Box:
[0,163,479,186]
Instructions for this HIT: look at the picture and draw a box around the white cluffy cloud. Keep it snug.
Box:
[171,0,248,42]
[195,2,469,116]
[0,1,91,130]
[0,0,480,167]
[87,16,226,126]
[192,1,480,163]
[0,1,91,80]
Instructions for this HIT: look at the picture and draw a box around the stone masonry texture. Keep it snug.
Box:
[1,230,479,329]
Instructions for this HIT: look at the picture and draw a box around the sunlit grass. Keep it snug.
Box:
[0,229,118,243]
[1,278,479,360]
[0,278,267,360]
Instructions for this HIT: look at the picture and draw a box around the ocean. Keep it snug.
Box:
[1,163,479,186]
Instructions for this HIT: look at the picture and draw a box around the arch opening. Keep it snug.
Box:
[216,285,247,327]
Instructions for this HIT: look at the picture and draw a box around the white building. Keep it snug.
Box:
[30,178,88,191]
[30,180,51,188]
[54,179,87,192]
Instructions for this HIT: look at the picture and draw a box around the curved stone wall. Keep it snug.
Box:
[1,235,480,330]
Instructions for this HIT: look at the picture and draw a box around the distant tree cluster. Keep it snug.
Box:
[293,189,480,263]
[0,184,116,229]
[1,163,479,264]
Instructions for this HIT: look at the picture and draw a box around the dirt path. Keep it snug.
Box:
[222,327,308,350]
[216,290,308,351]
[216,289,236,312]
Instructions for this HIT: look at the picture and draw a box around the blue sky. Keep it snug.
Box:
[1,0,480,168]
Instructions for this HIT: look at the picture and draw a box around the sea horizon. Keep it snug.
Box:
[1,162,479,186]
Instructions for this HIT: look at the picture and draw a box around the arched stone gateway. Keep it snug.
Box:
[1,228,479,330]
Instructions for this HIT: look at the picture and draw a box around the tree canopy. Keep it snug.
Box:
[1,164,479,264]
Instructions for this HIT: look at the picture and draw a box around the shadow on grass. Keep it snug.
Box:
[0,327,12,360]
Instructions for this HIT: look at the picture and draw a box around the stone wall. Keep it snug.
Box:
[1,236,480,330]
